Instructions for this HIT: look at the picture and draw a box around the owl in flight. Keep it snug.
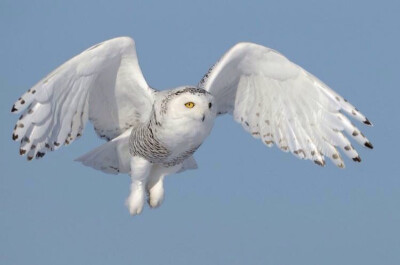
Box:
[11,37,373,215]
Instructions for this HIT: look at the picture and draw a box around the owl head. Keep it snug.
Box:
[154,86,216,124]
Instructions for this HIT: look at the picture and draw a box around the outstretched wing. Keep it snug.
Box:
[11,37,155,160]
[199,42,373,167]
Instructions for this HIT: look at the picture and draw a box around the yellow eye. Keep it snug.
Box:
[184,102,195,108]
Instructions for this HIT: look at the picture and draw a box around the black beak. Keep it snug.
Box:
[201,114,205,122]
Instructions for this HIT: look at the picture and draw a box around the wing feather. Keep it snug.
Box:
[12,37,155,160]
[200,42,373,167]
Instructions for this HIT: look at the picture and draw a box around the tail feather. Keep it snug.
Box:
[75,129,132,175]
[177,156,198,173]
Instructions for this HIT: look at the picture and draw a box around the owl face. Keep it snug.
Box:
[161,87,216,123]
[154,86,217,151]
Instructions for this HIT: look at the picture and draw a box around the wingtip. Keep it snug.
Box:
[11,105,18,113]
[36,152,46,159]
[363,118,373,126]
[314,160,326,167]
[364,142,374,149]
[352,156,362,162]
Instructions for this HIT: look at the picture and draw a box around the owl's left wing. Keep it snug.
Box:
[199,42,373,167]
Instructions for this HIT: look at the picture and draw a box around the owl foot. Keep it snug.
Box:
[147,176,164,208]
[126,181,145,215]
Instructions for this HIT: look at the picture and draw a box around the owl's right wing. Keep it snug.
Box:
[11,37,155,160]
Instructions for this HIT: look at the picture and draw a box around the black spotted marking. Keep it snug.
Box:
[363,119,372,126]
[332,154,339,159]
[344,145,351,151]
[364,142,373,149]
[293,149,306,157]
[28,109,33,114]
[11,105,18,112]
[314,160,324,167]
[265,120,270,125]
[31,145,36,150]
[31,90,36,94]
[36,152,45,158]
[19,115,23,120]
[20,149,26,155]
[27,156,33,161]
[20,99,25,104]
[352,110,357,116]
[311,150,316,156]
[109,166,120,173]
[54,142,60,146]
[12,134,18,140]
[199,63,217,87]
[22,136,30,143]
[352,131,359,137]
[245,121,249,126]
[18,123,24,128]
[352,156,361,162]
[335,96,340,101]
[298,149,306,157]
[45,143,51,149]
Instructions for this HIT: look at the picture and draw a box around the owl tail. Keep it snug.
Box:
[75,129,132,175]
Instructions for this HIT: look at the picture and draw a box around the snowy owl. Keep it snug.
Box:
[11,37,373,215]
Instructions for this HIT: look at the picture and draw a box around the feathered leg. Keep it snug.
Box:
[126,156,152,215]
[146,164,183,209]
[147,174,165,208]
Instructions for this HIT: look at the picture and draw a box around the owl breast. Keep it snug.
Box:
[129,112,215,167]
[156,110,215,166]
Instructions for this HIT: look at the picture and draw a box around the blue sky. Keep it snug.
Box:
[1,0,399,264]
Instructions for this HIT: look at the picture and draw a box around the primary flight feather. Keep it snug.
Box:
[11,37,373,215]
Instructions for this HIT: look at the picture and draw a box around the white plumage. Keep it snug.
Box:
[11,37,373,216]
